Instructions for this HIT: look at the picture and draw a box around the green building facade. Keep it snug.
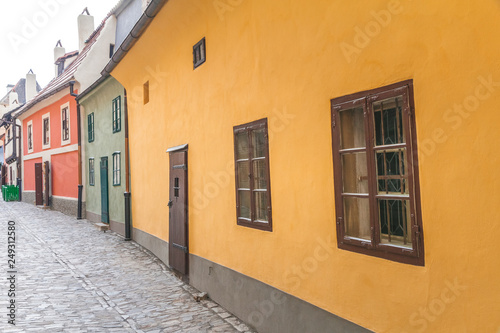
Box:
[80,76,127,235]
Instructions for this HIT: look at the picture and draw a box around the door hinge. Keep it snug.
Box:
[173,164,187,170]
[172,242,188,253]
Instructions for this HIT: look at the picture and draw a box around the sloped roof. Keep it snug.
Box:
[103,0,167,76]
[15,13,111,118]
[0,78,42,106]
[55,50,79,64]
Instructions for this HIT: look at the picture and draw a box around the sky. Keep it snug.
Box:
[0,0,120,96]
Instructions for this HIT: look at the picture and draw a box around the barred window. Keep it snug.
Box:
[331,80,424,266]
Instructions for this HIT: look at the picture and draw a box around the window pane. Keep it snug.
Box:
[252,159,267,190]
[254,191,268,222]
[340,107,365,149]
[379,199,411,248]
[252,128,266,158]
[343,197,371,240]
[237,161,250,189]
[342,152,368,194]
[373,96,405,146]
[376,149,408,194]
[238,190,251,219]
[235,132,249,160]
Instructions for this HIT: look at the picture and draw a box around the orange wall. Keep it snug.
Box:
[51,151,78,198]
[110,1,500,332]
[23,93,78,155]
[23,158,42,191]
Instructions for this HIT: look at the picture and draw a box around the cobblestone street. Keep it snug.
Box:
[0,200,251,332]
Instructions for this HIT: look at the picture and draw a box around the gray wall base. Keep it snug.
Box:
[190,255,371,333]
[22,191,35,205]
[132,227,169,268]
[128,228,370,333]
[51,197,82,218]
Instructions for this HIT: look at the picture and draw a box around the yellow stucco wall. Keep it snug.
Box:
[111,1,500,331]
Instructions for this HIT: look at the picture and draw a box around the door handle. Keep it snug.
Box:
[167,200,173,208]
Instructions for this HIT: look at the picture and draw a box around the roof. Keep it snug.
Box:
[15,13,112,119]
[55,50,79,64]
[103,0,168,76]
[0,104,23,127]
[0,78,42,106]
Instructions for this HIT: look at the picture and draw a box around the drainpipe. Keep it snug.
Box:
[15,122,22,202]
[123,89,131,241]
[70,81,83,219]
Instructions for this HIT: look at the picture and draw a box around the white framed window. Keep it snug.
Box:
[27,120,33,153]
[112,152,121,186]
[42,112,50,149]
[60,102,70,146]
[89,158,95,186]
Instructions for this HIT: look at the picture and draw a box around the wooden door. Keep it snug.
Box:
[43,161,50,206]
[100,157,109,223]
[35,163,43,205]
[168,150,189,277]
[1,164,6,186]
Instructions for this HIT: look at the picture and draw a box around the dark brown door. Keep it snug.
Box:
[35,163,43,206]
[44,161,50,207]
[168,150,189,277]
[1,164,6,186]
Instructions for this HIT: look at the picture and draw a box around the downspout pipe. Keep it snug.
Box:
[70,81,83,219]
[123,89,131,241]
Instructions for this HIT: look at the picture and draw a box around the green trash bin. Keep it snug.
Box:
[8,186,19,202]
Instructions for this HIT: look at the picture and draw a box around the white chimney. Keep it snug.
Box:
[54,40,65,77]
[6,84,14,94]
[78,8,94,51]
[25,70,37,102]
[8,91,19,108]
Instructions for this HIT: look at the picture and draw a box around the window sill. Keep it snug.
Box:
[338,241,424,266]
[237,219,272,232]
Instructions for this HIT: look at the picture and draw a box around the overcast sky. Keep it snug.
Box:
[0,0,119,96]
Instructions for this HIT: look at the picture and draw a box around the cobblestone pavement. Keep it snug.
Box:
[0,200,252,333]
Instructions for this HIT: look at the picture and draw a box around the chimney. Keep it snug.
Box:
[54,40,65,77]
[25,70,37,102]
[78,8,94,51]
[8,91,19,108]
[6,84,14,94]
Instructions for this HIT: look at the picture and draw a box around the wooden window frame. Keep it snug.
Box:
[61,103,70,146]
[233,118,273,232]
[112,96,121,133]
[27,121,33,153]
[112,152,121,186]
[42,113,50,149]
[88,112,94,143]
[89,158,95,186]
[193,37,206,69]
[331,80,424,266]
